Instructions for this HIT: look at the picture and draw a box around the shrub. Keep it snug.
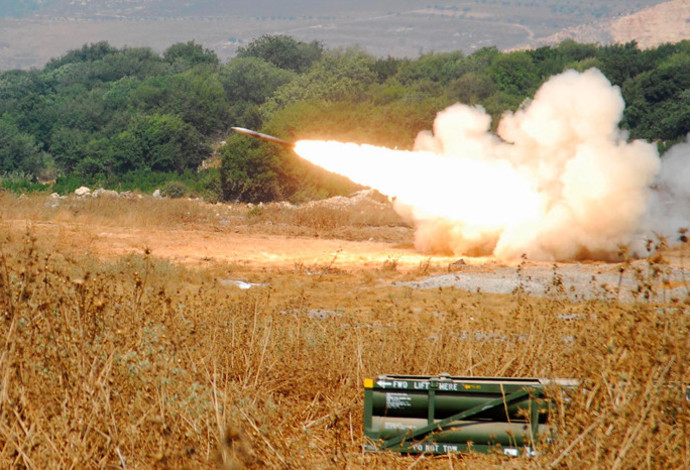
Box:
[161,180,188,198]
[0,171,50,193]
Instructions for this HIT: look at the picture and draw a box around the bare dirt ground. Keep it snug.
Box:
[28,218,690,303]
[4,192,445,270]
[10,217,451,270]
[6,192,688,303]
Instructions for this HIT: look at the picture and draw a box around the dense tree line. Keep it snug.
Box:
[0,35,688,201]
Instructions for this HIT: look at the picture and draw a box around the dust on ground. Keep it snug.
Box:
[395,255,690,303]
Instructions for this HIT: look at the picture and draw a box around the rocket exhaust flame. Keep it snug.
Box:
[293,69,689,262]
[293,141,542,232]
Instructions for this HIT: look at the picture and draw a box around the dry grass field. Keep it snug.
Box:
[0,191,688,468]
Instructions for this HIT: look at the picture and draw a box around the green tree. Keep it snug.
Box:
[370,56,407,83]
[261,49,377,117]
[597,41,653,86]
[45,41,119,70]
[488,50,539,97]
[54,86,109,132]
[0,114,43,176]
[219,137,287,202]
[621,47,690,141]
[101,76,142,112]
[96,47,169,81]
[48,47,167,91]
[49,127,91,173]
[447,71,494,105]
[132,68,229,135]
[463,46,501,73]
[220,57,295,105]
[395,51,465,85]
[0,69,56,148]
[555,39,598,63]
[220,57,296,128]
[110,114,209,174]
[528,41,598,80]
[236,35,323,73]
[164,41,219,71]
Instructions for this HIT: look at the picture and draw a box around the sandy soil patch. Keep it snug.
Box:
[10,215,688,303]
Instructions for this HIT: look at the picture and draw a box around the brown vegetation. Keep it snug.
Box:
[0,192,688,468]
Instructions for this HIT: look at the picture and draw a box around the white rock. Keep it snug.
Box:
[92,188,119,198]
[74,186,91,197]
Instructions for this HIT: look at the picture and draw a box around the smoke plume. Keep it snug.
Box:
[643,135,690,245]
[294,68,690,261]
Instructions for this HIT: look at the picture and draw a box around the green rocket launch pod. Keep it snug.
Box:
[363,374,578,457]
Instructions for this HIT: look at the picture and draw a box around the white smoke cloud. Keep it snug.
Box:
[406,68,665,261]
[642,134,690,245]
[295,68,690,261]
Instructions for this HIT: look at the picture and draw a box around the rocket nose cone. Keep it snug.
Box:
[231,127,256,136]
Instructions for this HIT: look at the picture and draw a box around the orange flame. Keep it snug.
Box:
[293,140,543,238]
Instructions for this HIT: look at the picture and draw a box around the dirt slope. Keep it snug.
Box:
[535,0,690,48]
[610,0,690,48]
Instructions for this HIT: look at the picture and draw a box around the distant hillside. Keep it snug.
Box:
[534,0,690,49]
[0,1,663,21]
[611,0,690,47]
[0,0,683,70]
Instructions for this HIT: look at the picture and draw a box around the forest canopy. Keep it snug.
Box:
[1,36,689,201]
